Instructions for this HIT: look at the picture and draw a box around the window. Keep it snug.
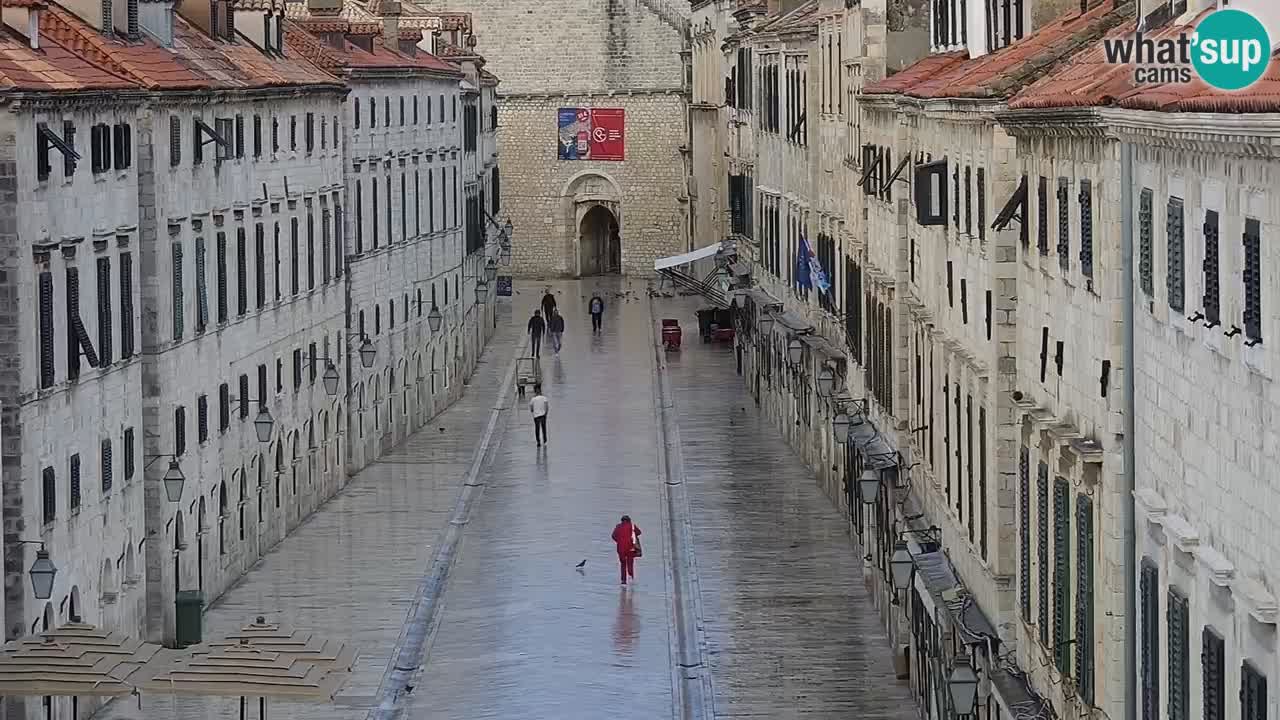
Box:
[385,97,391,127]
[272,115,279,153]
[121,252,134,358]
[174,405,186,456]
[170,115,181,166]
[322,206,332,284]
[123,428,135,480]
[307,209,315,290]
[219,383,230,432]
[1167,197,1185,312]
[197,394,209,443]
[413,96,419,124]
[254,224,266,307]
[69,454,81,511]
[1242,663,1267,720]
[238,374,249,419]
[41,467,55,525]
[321,116,326,149]
[96,257,112,364]
[216,232,228,323]
[1140,560,1160,720]
[234,114,244,158]
[399,96,405,125]
[276,358,283,394]
[91,123,111,174]
[1057,177,1070,272]
[305,113,314,153]
[1037,462,1050,645]
[253,114,262,157]
[194,238,208,332]
[355,97,361,129]
[289,114,297,150]
[976,168,986,242]
[172,242,184,340]
[414,171,421,236]
[38,271,54,388]
[428,169,435,233]
[386,175,392,243]
[1244,218,1262,344]
[290,218,300,294]
[236,227,247,316]
[1079,179,1094,279]
[257,364,268,406]
[1075,493,1094,702]
[1019,446,1031,620]
[1052,475,1071,673]
[372,178,379,248]
[400,174,407,244]
[1203,209,1220,326]
[964,166,972,234]
[1168,589,1190,720]
[273,222,281,300]
[355,180,364,253]
[293,349,303,390]
[101,440,113,493]
[1203,627,1225,720]
[1138,188,1154,296]
[978,407,988,558]
[308,343,317,384]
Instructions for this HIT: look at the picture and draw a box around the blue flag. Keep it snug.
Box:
[795,238,811,290]
[797,235,829,293]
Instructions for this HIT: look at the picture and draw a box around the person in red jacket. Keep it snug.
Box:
[611,515,641,586]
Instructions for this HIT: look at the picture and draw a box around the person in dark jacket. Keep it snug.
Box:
[588,294,605,333]
[527,309,545,356]
[548,309,565,354]
[611,515,641,586]
[541,290,557,319]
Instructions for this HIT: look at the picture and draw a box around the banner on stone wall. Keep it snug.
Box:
[557,108,625,161]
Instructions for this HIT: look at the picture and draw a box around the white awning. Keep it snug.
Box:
[654,243,721,271]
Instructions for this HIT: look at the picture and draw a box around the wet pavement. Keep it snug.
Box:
[93,279,917,720]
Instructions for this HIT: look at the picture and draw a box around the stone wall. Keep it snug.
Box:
[498,93,689,277]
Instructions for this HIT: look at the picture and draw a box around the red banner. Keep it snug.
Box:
[587,108,625,161]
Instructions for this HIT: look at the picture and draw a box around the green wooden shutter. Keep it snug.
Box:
[1019,446,1031,621]
[1169,589,1190,720]
[1141,561,1160,720]
[1242,662,1267,720]
[1037,462,1050,646]
[1076,494,1094,703]
[1053,476,1071,675]
[1203,627,1225,720]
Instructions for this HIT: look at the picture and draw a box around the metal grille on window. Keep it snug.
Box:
[1076,493,1094,703]
[1057,177,1070,271]
[1037,462,1050,646]
[1241,662,1267,720]
[1019,446,1031,620]
[1140,561,1160,720]
[171,243,184,340]
[1203,209,1220,325]
[1203,627,1225,720]
[194,238,208,331]
[101,440,112,493]
[1038,176,1049,255]
[1079,179,1093,278]
[1244,218,1262,344]
[1168,589,1190,720]
[1168,197,1185,313]
[1138,188,1154,296]
[120,253,134,358]
[69,454,81,510]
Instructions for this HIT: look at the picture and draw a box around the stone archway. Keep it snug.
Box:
[579,205,621,276]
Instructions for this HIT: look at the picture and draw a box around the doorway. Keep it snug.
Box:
[579,205,620,276]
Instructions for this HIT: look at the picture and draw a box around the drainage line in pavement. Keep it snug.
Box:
[649,296,715,720]
[365,335,526,720]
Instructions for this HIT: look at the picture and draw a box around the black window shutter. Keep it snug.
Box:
[239,374,249,419]
[977,168,986,241]
[1019,446,1031,620]
[120,253,134,358]
[1203,209,1221,326]
[1037,462,1050,646]
[219,383,230,431]
[1203,627,1225,720]
[1052,475,1072,675]
[171,243,184,340]
[1076,493,1095,703]
[69,454,81,510]
[235,114,244,158]
[195,238,208,331]
[1138,188,1154,296]
[124,428,135,479]
[39,271,55,388]
[255,224,266,308]
[1057,177,1070,272]
[1079,179,1094,278]
[66,266,83,379]
[174,405,186,456]
[253,114,262,157]
[216,232,228,323]
[1169,589,1190,720]
[1244,218,1262,343]
[236,227,248,315]
[101,440,113,493]
[1168,197,1185,312]
[1038,176,1049,255]
[1140,561,1160,720]
[197,394,209,443]
[62,120,76,178]
[97,257,112,365]
[290,218,300,294]
[42,467,55,525]
[1242,662,1267,720]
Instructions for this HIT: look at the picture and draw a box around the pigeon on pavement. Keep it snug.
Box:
[575,559,587,569]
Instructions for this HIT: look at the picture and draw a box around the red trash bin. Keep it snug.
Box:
[661,321,682,351]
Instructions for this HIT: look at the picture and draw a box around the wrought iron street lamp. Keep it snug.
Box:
[758,312,774,335]
[252,407,275,443]
[502,218,513,244]
[322,362,340,396]
[144,454,187,502]
[787,337,804,366]
[890,542,914,591]
[817,366,835,397]
[15,541,56,600]
[427,304,443,333]
[858,468,880,504]
[485,257,498,282]
[832,413,851,444]
[475,279,490,304]
[948,655,980,717]
[499,246,512,266]
[358,338,376,368]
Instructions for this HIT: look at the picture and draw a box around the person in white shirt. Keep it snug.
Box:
[529,384,549,447]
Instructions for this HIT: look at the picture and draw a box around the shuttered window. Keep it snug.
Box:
[39,271,54,388]
[236,227,247,316]
[253,114,262,158]
[1139,188,1154,296]
[1076,494,1094,703]
[194,238,208,332]
[965,394,974,541]
[1053,476,1071,675]
[1019,446,1031,620]
[273,223,281,300]
[1141,560,1160,720]
[101,440,112,493]
[414,171,421,236]
[1168,589,1190,720]
[234,114,244,158]
[372,177,379,247]
[238,374,249,419]
[1242,663,1267,720]
[307,210,316,290]
[69,454,81,511]
[257,364,268,408]
[171,243,184,340]
[197,394,209,443]
[218,383,230,432]
[1203,209,1220,326]
[123,428,135,480]
[1057,177,1070,272]
[355,180,364,253]
[321,207,332,284]
[216,232,228,323]
[169,116,181,166]
[1079,179,1094,279]
[978,407,987,559]
[293,349,303,390]
[290,218,300,295]
[400,174,407,243]
[1038,176,1049,255]
[174,405,186,456]
[1244,218,1262,344]
[1168,197,1186,313]
[254,224,266,308]
[42,467,55,525]
[1037,462,1050,646]
[120,252,134,359]
[1203,627,1225,720]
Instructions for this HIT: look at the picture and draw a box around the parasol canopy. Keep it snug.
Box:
[0,623,164,697]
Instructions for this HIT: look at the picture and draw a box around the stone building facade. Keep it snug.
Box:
[416,0,691,277]
[0,0,501,699]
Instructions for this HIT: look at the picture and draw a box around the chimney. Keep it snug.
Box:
[138,0,176,46]
[28,7,40,48]
[766,0,779,15]
[380,0,400,51]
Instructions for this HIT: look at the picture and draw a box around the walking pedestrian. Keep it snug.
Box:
[548,309,565,354]
[588,294,605,334]
[529,384,549,446]
[527,309,545,357]
[541,289,557,319]
[611,515,642,586]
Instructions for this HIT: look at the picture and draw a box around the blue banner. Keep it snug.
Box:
[557,108,579,160]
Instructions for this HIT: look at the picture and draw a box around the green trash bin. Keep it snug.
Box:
[174,590,205,648]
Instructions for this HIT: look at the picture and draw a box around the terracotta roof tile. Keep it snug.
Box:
[863,51,967,95]
[866,1,1130,100]
[0,0,48,7]
[286,19,458,75]
[758,0,818,34]
[40,5,212,89]
[1011,8,1280,113]
[0,29,136,91]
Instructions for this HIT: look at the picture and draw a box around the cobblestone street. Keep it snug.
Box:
[93,280,914,720]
